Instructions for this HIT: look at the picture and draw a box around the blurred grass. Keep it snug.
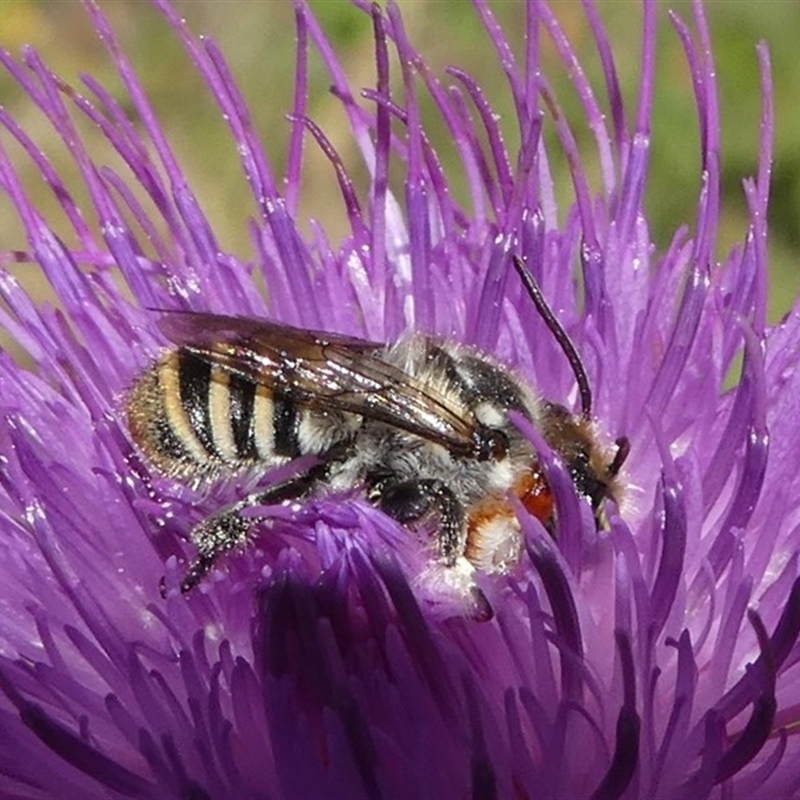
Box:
[0,0,798,329]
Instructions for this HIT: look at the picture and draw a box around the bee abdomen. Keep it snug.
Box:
[127,350,359,479]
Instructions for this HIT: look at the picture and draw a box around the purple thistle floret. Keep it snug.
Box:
[1,1,799,798]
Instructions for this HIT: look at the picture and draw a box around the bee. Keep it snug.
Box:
[127,256,628,617]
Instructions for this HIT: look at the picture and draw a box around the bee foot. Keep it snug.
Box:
[160,552,216,598]
[414,557,494,622]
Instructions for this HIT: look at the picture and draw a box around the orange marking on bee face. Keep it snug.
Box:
[515,467,553,524]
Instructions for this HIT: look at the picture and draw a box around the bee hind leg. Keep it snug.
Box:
[172,508,251,595]
[162,469,323,597]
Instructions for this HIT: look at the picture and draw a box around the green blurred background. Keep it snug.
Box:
[0,1,798,324]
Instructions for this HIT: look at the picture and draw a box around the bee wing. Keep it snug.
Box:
[157,310,385,353]
[157,312,481,456]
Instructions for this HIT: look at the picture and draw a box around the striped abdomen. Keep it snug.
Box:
[127,349,359,480]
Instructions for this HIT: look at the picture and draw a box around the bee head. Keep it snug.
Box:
[541,403,628,526]
[512,254,628,526]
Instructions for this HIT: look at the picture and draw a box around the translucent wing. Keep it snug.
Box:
[157,311,484,458]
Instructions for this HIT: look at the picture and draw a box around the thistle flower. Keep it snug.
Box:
[1,1,799,798]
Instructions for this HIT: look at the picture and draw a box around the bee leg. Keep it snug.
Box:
[375,478,493,621]
[175,507,252,595]
[374,479,465,565]
[164,469,322,597]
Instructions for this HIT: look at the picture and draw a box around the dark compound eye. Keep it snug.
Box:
[473,427,509,461]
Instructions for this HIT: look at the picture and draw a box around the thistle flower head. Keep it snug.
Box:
[1,1,799,798]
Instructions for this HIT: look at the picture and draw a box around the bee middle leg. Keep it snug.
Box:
[372,478,465,565]
[164,469,322,596]
[373,478,495,621]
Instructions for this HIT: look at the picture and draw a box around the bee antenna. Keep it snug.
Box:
[608,436,630,478]
[512,255,593,418]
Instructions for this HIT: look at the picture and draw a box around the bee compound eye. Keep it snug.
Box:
[473,427,509,461]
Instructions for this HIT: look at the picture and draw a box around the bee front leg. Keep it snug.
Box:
[163,470,321,597]
[373,478,465,565]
